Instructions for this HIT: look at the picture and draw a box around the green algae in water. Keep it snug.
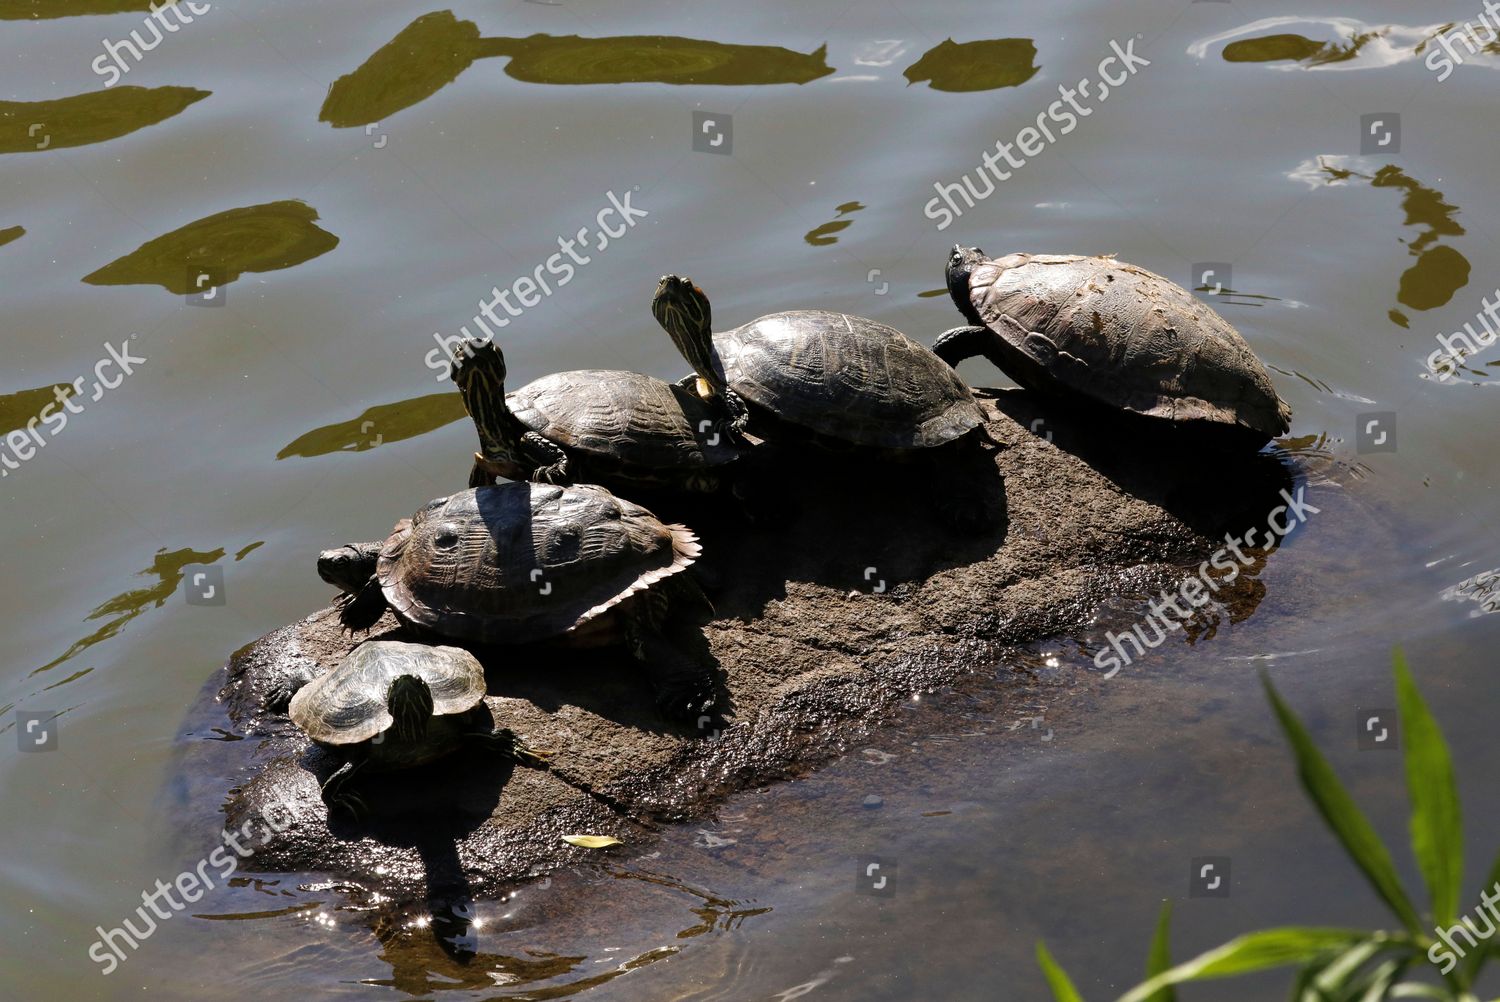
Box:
[82,200,339,294]
[0,0,158,18]
[0,225,23,247]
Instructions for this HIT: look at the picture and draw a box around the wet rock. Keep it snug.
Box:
[174,389,1294,901]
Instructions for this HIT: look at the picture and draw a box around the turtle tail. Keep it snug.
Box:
[338,576,388,633]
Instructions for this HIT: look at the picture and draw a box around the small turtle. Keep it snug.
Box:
[650,274,993,525]
[320,483,717,720]
[936,247,1292,445]
[287,640,546,818]
[451,337,746,493]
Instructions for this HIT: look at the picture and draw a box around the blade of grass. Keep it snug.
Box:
[1036,941,1086,1002]
[1394,648,1463,927]
[1264,675,1423,932]
[1144,901,1176,1002]
[1118,927,1373,1002]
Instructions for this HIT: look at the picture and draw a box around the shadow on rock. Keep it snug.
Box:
[983,388,1296,540]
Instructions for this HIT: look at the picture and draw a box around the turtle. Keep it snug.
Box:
[650,274,994,525]
[318,482,718,720]
[287,640,547,818]
[935,247,1292,446]
[450,337,748,494]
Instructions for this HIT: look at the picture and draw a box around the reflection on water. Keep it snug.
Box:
[0,0,154,18]
[343,867,768,996]
[0,225,22,246]
[802,201,863,246]
[0,86,209,154]
[33,546,228,677]
[1441,568,1500,617]
[277,393,468,459]
[321,10,835,128]
[903,38,1038,91]
[1189,16,1444,71]
[1222,32,1370,66]
[475,34,832,87]
[1290,157,1470,326]
[0,381,76,437]
[320,11,482,128]
[82,200,339,294]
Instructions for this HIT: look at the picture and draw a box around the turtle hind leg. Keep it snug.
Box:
[468,454,498,489]
[338,576,387,633]
[467,727,551,769]
[623,599,720,724]
[321,759,370,820]
[932,325,993,367]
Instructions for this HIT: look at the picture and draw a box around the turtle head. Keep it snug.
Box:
[652,275,720,392]
[451,338,524,470]
[317,542,381,595]
[946,245,987,323]
[385,674,434,744]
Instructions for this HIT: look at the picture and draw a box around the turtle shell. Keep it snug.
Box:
[288,640,486,746]
[712,310,983,449]
[962,253,1291,438]
[508,369,739,470]
[377,483,699,645]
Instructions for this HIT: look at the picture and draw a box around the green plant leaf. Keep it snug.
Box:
[1144,901,1176,1002]
[1394,648,1464,926]
[1298,939,1394,1000]
[1460,848,1500,984]
[1036,941,1086,1002]
[1118,928,1373,1002]
[1264,675,1423,932]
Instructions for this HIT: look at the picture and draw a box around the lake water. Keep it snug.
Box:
[3,1,1499,998]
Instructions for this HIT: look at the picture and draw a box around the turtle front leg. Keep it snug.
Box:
[467,727,551,769]
[932,326,992,367]
[265,662,319,715]
[676,373,751,440]
[321,759,370,820]
[521,432,570,485]
[928,441,997,534]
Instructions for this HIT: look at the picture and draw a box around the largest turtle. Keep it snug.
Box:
[650,274,993,525]
[936,247,1291,445]
[318,483,717,720]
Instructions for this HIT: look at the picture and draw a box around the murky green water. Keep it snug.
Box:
[4,2,1499,998]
